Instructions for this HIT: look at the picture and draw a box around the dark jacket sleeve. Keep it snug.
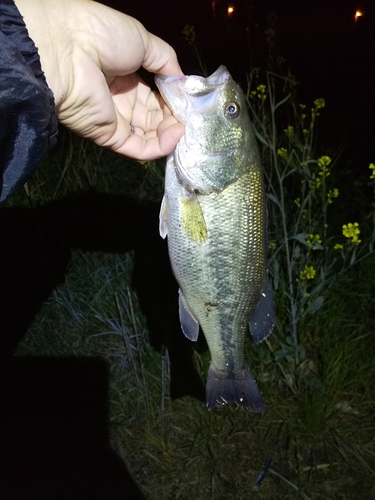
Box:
[0,0,58,203]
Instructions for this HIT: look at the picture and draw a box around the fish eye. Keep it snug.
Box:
[225,101,240,119]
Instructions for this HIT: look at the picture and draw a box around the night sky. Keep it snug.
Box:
[103,0,375,172]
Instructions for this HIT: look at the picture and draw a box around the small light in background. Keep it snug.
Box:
[354,9,363,22]
[227,5,234,16]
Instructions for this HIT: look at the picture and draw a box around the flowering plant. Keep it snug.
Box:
[247,70,375,367]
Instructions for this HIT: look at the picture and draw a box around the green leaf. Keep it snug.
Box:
[308,296,324,314]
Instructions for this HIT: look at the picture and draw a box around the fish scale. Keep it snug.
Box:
[188,168,264,368]
[156,66,275,411]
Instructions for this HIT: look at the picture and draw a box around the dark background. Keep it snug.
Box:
[105,0,375,172]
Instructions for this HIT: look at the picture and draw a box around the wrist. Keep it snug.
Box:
[13,0,76,108]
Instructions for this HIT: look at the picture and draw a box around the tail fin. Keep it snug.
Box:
[205,364,265,412]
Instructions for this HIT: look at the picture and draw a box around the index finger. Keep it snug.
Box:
[141,31,184,77]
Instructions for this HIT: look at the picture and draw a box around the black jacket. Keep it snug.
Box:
[0,0,57,203]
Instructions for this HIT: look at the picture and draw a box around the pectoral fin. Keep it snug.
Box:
[179,289,199,341]
[159,195,168,239]
[249,277,275,344]
[180,195,207,243]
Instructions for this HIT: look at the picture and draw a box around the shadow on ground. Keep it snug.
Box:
[0,357,145,500]
[0,191,205,499]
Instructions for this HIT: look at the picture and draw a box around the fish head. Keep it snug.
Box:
[156,66,256,194]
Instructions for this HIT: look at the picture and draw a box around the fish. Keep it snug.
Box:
[155,66,274,411]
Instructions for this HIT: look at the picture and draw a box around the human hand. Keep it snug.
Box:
[14,0,184,161]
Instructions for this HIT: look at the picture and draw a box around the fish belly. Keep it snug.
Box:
[165,157,267,411]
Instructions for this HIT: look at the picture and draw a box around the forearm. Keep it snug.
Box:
[0,0,58,203]
[13,0,79,108]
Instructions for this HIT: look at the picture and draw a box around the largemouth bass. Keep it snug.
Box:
[155,66,274,411]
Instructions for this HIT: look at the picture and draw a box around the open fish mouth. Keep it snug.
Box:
[156,66,231,124]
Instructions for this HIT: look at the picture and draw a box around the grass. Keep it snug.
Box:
[15,256,375,498]
[12,168,375,498]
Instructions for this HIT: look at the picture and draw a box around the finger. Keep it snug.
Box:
[141,31,184,77]
[129,86,178,133]
[89,8,183,78]
[113,122,184,161]
[110,78,162,131]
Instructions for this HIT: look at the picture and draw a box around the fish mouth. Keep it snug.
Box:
[155,65,230,124]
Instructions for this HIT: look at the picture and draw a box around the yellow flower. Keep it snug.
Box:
[306,233,322,249]
[334,243,343,250]
[256,84,267,100]
[277,147,289,162]
[311,177,322,189]
[265,28,275,41]
[342,222,359,238]
[268,242,277,250]
[369,163,375,180]
[327,188,339,204]
[317,155,331,178]
[317,156,331,168]
[183,25,196,45]
[311,98,325,118]
[297,265,316,281]
[284,125,294,141]
[342,222,361,245]
[251,67,260,78]
[314,98,325,109]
